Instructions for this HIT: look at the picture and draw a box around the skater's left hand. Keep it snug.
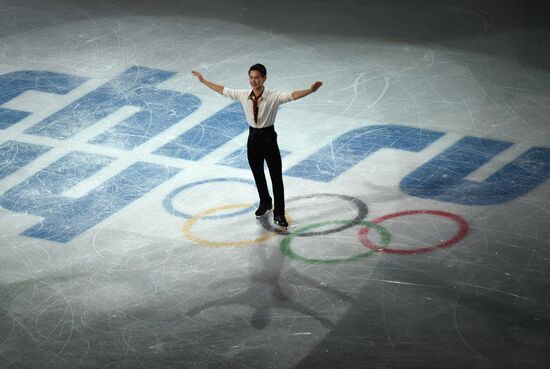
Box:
[311,81,323,92]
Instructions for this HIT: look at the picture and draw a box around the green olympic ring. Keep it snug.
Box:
[280,220,391,264]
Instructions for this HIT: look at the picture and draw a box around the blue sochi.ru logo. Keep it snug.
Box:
[0,67,549,242]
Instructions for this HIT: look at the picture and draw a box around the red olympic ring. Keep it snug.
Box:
[359,210,469,254]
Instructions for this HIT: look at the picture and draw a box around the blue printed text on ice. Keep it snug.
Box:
[0,67,549,242]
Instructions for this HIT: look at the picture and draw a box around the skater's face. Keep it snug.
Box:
[249,70,266,90]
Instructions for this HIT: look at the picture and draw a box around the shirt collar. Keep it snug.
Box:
[248,87,265,101]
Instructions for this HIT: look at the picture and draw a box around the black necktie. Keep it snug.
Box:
[252,90,263,123]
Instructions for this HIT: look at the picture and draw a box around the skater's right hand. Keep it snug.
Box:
[191,70,205,82]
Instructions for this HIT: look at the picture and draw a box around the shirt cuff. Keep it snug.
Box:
[281,91,294,103]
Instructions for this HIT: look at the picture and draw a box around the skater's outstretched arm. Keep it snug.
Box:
[291,81,323,100]
[191,71,224,94]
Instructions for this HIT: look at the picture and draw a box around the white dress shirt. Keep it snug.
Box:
[223,87,294,128]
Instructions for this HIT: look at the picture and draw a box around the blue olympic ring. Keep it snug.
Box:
[164,177,258,220]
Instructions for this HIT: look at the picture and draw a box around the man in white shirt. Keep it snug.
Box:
[192,64,322,228]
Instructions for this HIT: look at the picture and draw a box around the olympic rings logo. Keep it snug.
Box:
[165,178,470,263]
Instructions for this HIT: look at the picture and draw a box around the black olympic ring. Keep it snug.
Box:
[259,193,368,237]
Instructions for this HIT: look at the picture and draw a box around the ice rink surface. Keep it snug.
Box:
[1,0,549,368]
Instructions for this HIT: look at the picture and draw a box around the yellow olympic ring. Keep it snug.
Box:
[182,203,291,247]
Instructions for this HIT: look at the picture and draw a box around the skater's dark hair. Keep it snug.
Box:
[249,63,267,77]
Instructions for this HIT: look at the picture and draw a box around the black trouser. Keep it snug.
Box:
[247,126,285,216]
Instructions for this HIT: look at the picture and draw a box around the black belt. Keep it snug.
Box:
[249,125,275,134]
